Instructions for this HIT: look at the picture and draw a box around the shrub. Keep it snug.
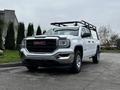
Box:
[16,22,25,49]
[117,39,120,49]
[0,28,3,50]
[36,26,42,35]
[5,22,15,50]
[27,23,34,37]
[43,30,46,34]
[0,20,4,50]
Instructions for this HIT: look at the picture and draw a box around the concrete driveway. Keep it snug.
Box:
[0,53,120,90]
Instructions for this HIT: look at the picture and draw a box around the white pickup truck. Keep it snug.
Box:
[20,20,100,73]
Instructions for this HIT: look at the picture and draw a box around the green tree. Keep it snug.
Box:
[27,23,34,37]
[0,28,2,50]
[16,22,25,49]
[117,38,120,49]
[5,22,15,50]
[36,26,42,35]
[0,20,4,50]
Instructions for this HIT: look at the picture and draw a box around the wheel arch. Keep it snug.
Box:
[74,45,83,59]
[97,45,100,52]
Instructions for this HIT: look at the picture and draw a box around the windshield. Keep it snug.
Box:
[45,29,79,36]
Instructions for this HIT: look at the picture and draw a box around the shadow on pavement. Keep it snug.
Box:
[23,61,95,75]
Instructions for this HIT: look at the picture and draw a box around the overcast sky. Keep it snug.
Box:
[0,0,120,33]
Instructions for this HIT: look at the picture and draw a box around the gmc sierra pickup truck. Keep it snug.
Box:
[20,20,100,73]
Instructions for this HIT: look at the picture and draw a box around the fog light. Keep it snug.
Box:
[57,54,70,60]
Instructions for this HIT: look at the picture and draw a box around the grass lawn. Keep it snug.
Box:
[0,49,119,64]
[0,50,20,64]
[101,50,120,53]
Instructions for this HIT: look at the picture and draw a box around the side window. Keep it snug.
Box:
[81,27,86,36]
[81,27,91,38]
[85,28,91,35]
[91,30,98,39]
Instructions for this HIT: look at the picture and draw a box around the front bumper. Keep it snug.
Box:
[20,48,74,66]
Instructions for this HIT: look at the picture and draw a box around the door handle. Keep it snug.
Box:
[88,41,91,43]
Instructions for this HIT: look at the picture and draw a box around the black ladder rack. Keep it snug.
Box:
[51,20,96,31]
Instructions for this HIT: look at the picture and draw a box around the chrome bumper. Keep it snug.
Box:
[20,48,74,64]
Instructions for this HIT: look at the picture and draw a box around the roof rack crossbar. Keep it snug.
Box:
[51,20,96,31]
[80,20,96,30]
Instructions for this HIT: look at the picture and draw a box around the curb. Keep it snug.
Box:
[0,62,22,68]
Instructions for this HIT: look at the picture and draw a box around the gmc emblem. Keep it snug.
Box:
[33,41,46,45]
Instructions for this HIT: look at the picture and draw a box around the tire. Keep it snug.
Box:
[92,48,100,64]
[70,50,82,73]
[26,66,38,71]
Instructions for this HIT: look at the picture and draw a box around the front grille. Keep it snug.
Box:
[26,39,57,53]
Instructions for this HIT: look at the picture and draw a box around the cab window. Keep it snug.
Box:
[81,27,91,38]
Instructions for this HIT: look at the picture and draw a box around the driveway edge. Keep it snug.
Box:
[0,62,22,68]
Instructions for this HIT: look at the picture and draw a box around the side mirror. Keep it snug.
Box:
[82,33,91,38]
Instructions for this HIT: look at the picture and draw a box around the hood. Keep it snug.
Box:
[56,35,76,39]
[25,35,76,40]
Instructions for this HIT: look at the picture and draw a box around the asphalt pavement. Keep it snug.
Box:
[0,53,120,90]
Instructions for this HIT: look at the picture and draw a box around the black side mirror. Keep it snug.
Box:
[82,33,91,38]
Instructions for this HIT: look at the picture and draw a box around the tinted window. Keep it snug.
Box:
[81,27,91,37]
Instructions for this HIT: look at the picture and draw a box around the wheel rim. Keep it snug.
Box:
[76,55,81,69]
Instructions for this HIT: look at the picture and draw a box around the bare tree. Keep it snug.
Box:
[110,33,119,47]
[116,38,120,49]
[98,25,111,48]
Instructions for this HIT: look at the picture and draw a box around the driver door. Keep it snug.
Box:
[81,27,92,57]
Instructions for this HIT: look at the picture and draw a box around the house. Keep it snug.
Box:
[0,9,18,49]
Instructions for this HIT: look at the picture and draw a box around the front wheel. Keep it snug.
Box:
[70,50,82,73]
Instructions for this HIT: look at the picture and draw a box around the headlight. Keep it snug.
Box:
[59,39,70,48]
[21,39,26,48]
